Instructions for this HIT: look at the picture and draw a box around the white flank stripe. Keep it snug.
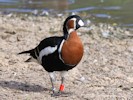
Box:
[39,46,57,63]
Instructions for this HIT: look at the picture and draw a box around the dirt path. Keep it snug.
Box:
[0,15,133,100]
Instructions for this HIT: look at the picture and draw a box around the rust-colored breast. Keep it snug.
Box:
[61,31,84,65]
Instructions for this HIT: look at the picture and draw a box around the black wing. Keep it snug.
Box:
[36,36,64,52]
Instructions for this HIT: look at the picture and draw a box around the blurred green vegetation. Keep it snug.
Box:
[0,0,133,27]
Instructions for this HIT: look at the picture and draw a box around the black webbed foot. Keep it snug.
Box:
[51,91,72,97]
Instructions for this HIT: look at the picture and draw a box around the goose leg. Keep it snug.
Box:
[59,71,66,93]
[49,72,56,95]
[58,71,72,96]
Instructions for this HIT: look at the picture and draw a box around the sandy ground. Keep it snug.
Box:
[0,14,133,100]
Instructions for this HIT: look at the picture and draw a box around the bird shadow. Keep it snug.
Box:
[0,80,50,92]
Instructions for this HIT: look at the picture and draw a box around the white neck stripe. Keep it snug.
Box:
[58,40,65,63]
[68,29,75,34]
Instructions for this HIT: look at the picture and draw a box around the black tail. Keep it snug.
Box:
[18,49,32,55]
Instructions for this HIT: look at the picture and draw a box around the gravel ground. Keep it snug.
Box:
[0,14,133,100]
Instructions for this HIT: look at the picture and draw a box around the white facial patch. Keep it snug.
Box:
[39,46,57,63]
[78,20,84,27]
